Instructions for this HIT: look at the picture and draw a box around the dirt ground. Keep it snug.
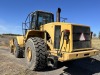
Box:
[0,35,100,75]
[92,38,100,49]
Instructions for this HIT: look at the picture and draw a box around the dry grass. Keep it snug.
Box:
[92,38,100,49]
[0,35,13,47]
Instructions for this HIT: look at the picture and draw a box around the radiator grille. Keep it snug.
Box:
[73,25,91,49]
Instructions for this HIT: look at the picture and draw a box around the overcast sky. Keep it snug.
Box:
[0,0,100,35]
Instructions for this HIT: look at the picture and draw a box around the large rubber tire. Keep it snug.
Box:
[13,38,23,58]
[25,37,47,70]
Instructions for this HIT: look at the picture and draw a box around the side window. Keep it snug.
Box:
[31,14,36,29]
[38,16,43,26]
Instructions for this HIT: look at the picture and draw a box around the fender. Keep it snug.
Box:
[25,30,45,41]
[9,39,14,47]
[10,36,24,48]
[16,36,24,47]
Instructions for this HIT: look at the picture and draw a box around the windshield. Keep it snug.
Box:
[38,12,53,26]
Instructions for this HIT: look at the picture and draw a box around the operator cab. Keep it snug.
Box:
[30,11,54,29]
[23,10,54,35]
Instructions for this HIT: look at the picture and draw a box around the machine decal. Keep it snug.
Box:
[79,33,85,41]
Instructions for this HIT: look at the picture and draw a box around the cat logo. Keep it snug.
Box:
[79,33,85,41]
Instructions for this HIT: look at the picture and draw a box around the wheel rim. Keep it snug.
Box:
[11,46,13,53]
[27,47,32,62]
[13,45,16,54]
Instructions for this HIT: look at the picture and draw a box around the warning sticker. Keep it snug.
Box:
[79,33,85,41]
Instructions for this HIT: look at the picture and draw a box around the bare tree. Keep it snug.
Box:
[93,33,96,37]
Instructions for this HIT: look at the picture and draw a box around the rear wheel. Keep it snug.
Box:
[13,38,23,58]
[25,37,47,70]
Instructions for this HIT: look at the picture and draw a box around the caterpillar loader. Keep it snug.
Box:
[10,8,99,70]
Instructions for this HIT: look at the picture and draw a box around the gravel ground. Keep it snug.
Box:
[0,47,100,75]
[0,46,37,75]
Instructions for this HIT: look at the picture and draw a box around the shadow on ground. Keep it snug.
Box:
[60,57,100,75]
[39,57,100,75]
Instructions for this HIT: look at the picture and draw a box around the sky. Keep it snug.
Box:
[0,0,100,36]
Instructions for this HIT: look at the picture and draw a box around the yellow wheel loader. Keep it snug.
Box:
[10,8,99,70]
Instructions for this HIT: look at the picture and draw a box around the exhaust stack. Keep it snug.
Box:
[56,8,61,22]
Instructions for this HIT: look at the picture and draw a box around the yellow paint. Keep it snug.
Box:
[27,47,32,62]
[40,22,73,53]
[25,30,44,41]
[58,49,99,62]
[10,36,24,48]
[9,39,14,48]
[13,30,45,48]
[73,48,93,51]
[16,36,24,47]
